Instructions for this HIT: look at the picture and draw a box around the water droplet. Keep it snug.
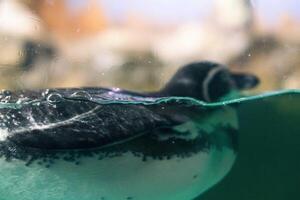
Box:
[46,93,63,103]
[42,89,50,97]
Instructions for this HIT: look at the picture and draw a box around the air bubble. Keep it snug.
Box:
[42,89,50,97]
[46,93,63,103]
[1,96,11,103]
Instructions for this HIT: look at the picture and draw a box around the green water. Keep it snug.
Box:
[0,90,299,200]
[199,90,300,200]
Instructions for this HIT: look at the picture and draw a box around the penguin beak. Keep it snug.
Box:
[231,73,260,90]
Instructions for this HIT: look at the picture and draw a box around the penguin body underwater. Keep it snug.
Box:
[0,61,258,200]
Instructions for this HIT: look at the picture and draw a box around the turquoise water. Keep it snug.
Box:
[200,90,300,200]
[0,90,299,200]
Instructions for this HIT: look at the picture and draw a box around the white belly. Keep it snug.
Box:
[0,147,235,200]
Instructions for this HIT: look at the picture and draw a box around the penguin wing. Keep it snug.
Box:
[0,89,170,150]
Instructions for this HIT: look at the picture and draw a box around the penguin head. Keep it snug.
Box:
[161,61,259,102]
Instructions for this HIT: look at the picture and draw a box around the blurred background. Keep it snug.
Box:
[0,0,299,93]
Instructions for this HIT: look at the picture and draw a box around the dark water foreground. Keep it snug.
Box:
[200,90,300,200]
[0,89,299,200]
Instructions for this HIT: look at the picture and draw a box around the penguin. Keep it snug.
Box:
[0,61,258,200]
